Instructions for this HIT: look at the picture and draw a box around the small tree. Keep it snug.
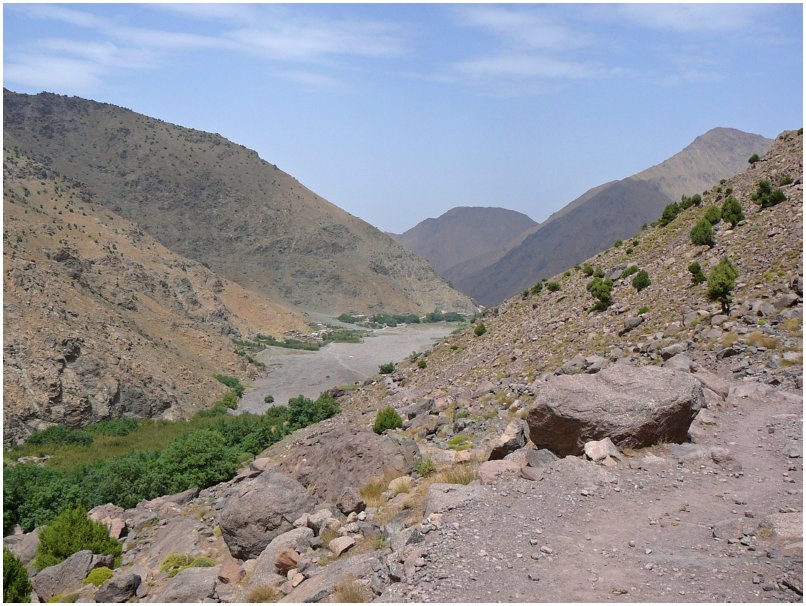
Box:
[586,277,613,311]
[34,506,122,572]
[473,322,486,337]
[721,195,745,227]
[373,406,403,434]
[748,153,760,164]
[704,206,722,225]
[688,262,706,284]
[690,219,715,247]
[751,179,787,208]
[545,281,561,292]
[378,362,395,374]
[707,258,738,313]
[4,549,32,603]
[659,202,680,227]
[632,270,651,292]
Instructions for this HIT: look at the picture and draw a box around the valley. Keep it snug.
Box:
[238,323,457,414]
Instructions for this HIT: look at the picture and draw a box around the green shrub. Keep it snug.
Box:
[621,265,639,279]
[4,548,32,603]
[751,179,787,208]
[378,362,395,374]
[632,270,651,292]
[157,430,239,494]
[26,425,93,448]
[545,281,561,292]
[337,313,361,324]
[212,375,244,397]
[530,282,543,295]
[415,457,436,477]
[690,219,715,247]
[707,258,738,313]
[83,566,113,587]
[84,419,138,437]
[637,306,650,315]
[285,393,340,431]
[688,262,706,284]
[447,435,471,451]
[473,322,486,337]
[613,239,623,247]
[748,153,760,164]
[721,196,744,227]
[704,206,721,225]
[581,264,594,277]
[263,395,274,404]
[160,553,194,577]
[521,289,529,299]
[779,175,794,186]
[417,359,427,369]
[34,506,122,572]
[586,277,613,311]
[563,270,571,278]
[592,267,605,279]
[658,202,680,226]
[373,407,403,434]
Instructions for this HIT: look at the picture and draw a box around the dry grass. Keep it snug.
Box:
[332,578,371,603]
[389,475,412,495]
[359,468,403,507]
[245,584,281,603]
[319,527,340,548]
[747,331,780,349]
[720,332,739,347]
[436,461,478,485]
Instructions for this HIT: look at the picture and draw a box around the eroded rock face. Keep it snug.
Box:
[274,427,420,513]
[526,365,704,456]
[31,550,113,602]
[219,470,316,560]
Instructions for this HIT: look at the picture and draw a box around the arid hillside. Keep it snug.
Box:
[457,127,773,305]
[3,148,309,444]
[3,89,474,316]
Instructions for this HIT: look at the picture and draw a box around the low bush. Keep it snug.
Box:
[632,270,651,292]
[212,375,244,397]
[34,506,122,572]
[658,202,680,226]
[545,281,561,292]
[621,265,639,279]
[586,277,613,311]
[690,219,715,247]
[751,179,787,208]
[263,395,274,404]
[83,567,113,587]
[285,393,340,430]
[613,239,623,247]
[373,407,403,434]
[688,262,706,284]
[4,548,32,603]
[416,359,427,369]
[704,206,722,225]
[473,322,486,337]
[721,196,745,227]
[530,282,543,295]
[26,426,93,448]
[748,153,760,164]
[84,419,138,437]
[637,306,650,315]
[378,362,395,374]
[581,264,594,277]
[415,457,436,477]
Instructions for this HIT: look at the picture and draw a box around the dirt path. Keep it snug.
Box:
[238,324,455,414]
[384,380,803,603]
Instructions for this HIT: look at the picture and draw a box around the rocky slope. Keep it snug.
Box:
[3,148,309,444]
[3,89,474,316]
[6,131,800,603]
[392,207,537,277]
[457,127,773,305]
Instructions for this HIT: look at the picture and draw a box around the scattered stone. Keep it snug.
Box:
[488,420,528,460]
[583,437,623,465]
[329,536,356,557]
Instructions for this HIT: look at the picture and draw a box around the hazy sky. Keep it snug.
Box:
[4,3,803,233]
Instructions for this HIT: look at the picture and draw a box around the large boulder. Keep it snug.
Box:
[274,426,420,514]
[526,365,703,456]
[94,572,141,603]
[143,566,219,603]
[219,470,316,560]
[31,550,114,602]
[3,529,39,565]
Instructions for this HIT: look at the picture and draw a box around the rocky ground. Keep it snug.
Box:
[4,131,801,603]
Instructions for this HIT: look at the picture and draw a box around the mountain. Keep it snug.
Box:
[392,207,537,276]
[3,89,474,316]
[2,147,310,443]
[455,127,773,305]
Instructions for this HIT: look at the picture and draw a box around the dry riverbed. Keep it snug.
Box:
[238,323,456,414]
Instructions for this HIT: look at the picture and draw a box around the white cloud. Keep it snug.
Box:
[5,55,106,91]
[617,4,767,34]
[455,54,616,80]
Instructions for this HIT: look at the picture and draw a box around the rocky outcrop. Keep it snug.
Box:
[274,426,420,513]
[526,365,704,456]
[219,470,316,560]
[143,566,219,603]
[31,550,113,602]
[94,571,141,603]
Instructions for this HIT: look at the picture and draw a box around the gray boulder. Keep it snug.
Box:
[31,550,114,602]
[3,529,39,565]
[144,566,219,603]
[526,449,558,468]
[526,365,703,456]
[275,426,419,514]
[94,572,141,603]
[488,420,528,460]
[423,483,482,517]
[219,470,316,560]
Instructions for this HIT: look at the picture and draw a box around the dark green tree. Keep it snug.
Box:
[34,506,122,572]
[707,258,739,313]
[690,219,715,247]
[704,206,722,225]
[474,322,486,336]
[688,262,706,284]
[721,196,745,227]
[4,549,31,603]
[751,179,787,208]
[632,270,651,292]
[586,277,613,311]
[373,406,403,434]
[659,202,680,226]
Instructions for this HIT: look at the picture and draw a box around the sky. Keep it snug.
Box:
[3,2,803,233]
